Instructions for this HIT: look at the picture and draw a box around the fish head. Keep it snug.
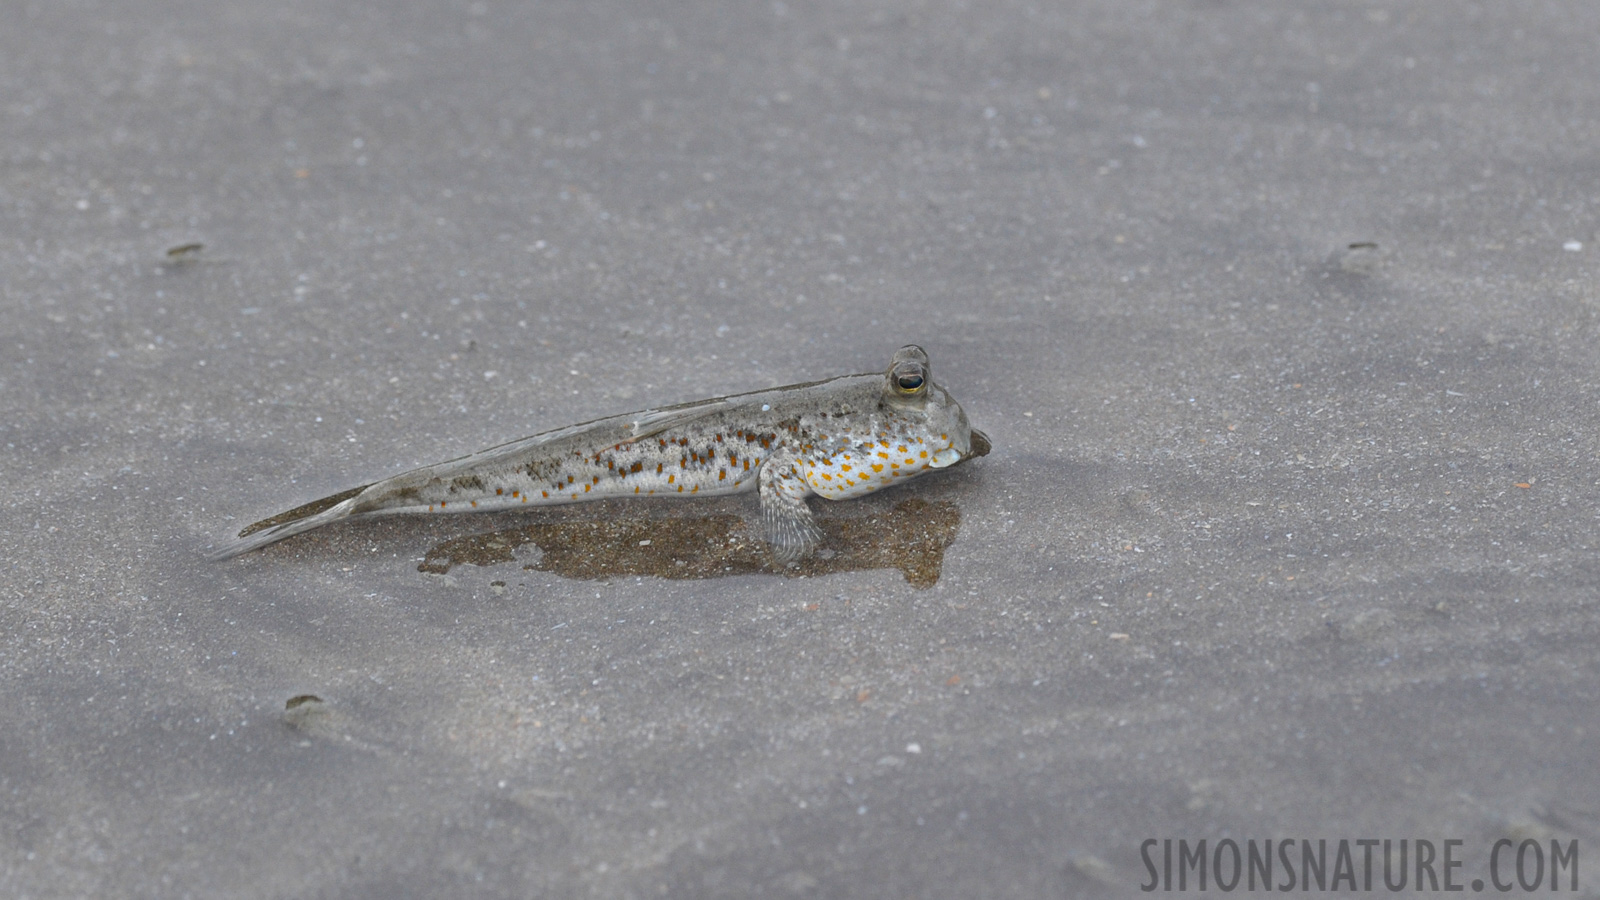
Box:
[882,345,989,468]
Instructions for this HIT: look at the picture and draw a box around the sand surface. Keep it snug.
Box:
[3,1,1597,896]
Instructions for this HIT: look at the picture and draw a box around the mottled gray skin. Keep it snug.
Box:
[214,346,987,562]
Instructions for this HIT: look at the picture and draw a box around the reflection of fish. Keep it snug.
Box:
[215,346,989,562]
[419,497,964,589]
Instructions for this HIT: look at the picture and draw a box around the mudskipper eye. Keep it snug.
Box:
[896,373,924,391]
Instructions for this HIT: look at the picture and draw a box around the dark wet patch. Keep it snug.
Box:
[418,497,962,589]
[238,484,369,537]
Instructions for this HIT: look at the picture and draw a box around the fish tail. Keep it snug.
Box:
[208,484,373,560]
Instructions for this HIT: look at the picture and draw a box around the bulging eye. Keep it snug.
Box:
[887,347,931,395]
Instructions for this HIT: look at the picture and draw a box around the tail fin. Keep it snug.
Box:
[208,484,372,561]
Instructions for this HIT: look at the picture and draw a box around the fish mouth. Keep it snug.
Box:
[966,429,991,460]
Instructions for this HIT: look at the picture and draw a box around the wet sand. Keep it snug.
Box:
[2,1,1597,896]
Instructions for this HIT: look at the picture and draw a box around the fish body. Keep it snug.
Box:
[214,345,988,561]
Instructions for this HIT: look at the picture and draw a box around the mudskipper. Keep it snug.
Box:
[214,345,988,562]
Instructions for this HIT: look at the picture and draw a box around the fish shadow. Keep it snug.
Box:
[418,497,962,589]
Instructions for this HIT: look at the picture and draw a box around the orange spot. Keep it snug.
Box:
[677,486,683,492]
[1515,482,1532,489]
[583,484,591,492]
[668,474,675,484]
[511,490,519,498]
[691,485,699,493]
[919,450,928,459]
[871,463,884,473]
[840,463,852,472]
[656,463,663,474]
[541,490,549,498]
[470,500,477,508]
[878,451,889,459]
[719,470,727,481]
[946,675,961,686]
[821,473,832,481]
[898,445,908,453]
[439,501,446,508]
[905,458,915,465]
[496,487,503,495]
